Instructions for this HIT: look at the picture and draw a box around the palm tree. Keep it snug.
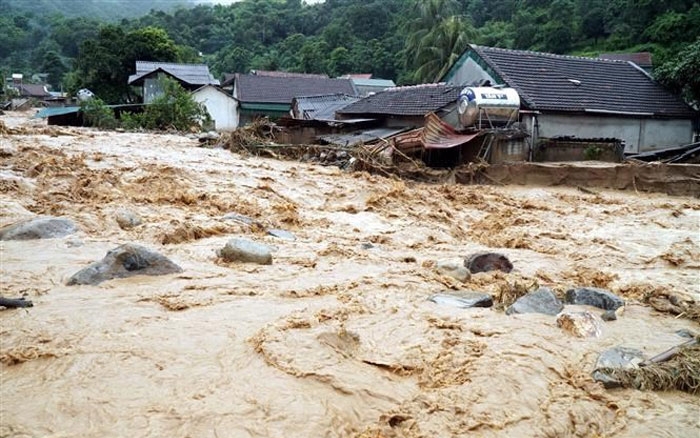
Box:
[403,0,474,83]
[413,16,474,83]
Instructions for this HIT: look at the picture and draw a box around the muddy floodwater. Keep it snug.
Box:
[1,112,699,437]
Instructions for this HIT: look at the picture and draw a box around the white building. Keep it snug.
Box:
[192,85,238,131]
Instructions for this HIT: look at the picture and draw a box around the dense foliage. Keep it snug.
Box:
[1,0,698,106]
[122,77,211,131]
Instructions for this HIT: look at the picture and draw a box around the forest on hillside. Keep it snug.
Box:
[1,0,698,105]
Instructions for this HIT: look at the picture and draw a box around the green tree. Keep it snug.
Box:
[72,25,180,103]
[40,51,67,89]
[542,0,575,53]
[327,46,352,77]
[413,16,475,82]
[655,38,700,107]
[123,77,210,131]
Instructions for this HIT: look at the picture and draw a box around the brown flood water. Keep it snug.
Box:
[1,112,699,437]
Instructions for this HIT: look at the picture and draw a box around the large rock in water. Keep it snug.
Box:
[556,311,603,338]
[0,217,78,240]
[429,292,493,308]
[465,252,513,274]
[565,287,624,311]
[217,238,272,265]
[67,243,183,285]
[591,346,645,388]
[115,209,143,230]
[436,259,471,282]
[506,287,564,316]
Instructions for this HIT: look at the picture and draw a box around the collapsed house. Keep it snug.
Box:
[441,45,699,154]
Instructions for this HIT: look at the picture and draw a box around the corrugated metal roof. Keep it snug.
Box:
[35,103,145,119]
[319,127,408,147]
[128,61,219,86]
[35,106,81,118]
[292,94,359,120]
[351,78,396,88]
[422,113,481,149]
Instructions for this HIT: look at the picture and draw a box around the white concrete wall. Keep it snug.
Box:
[529,113,694,154]
[446,57,496,86]
[192,87,238,131]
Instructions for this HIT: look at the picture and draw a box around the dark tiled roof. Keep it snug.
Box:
[338,84,462,116]
[470,45,696,118]
[235,74,357,104]
[251,70,329,79]
[599,52,653,68]
[18,84,50,97]
[128,61,219,86]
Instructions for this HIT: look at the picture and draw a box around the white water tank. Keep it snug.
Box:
[458,87,520,128]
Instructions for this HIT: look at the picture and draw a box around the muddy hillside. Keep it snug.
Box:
[1,112,699,438]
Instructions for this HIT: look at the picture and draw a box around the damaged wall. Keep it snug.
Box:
[536,138,624,162]
[524,113,694,154]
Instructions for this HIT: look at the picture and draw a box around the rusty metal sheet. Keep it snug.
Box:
[422,112,481,149]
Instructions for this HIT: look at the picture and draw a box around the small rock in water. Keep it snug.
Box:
[198,131,220,143]
[436,260,471,282]
[557,311,603,337]
[217,238,272,265]
[222,212,260,226]
[506,287,563,316]
[0,216,78,240]
[67,243,183,285]
[267,229,296,241]
[591,346,645,388]
[0,296,34,309]
[115,209,142,230]
[675,329,697,339]
[429,292,493,308]
[65,237,84,248]
[465,252,513,274]
[601,309,617,321]
[565,287,624,311]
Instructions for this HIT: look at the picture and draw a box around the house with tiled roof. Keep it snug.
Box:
[232,73,357,126]
[128,61,219,103]
[336,83,463,127]
[16,84,51,99]
[442,45,698,153]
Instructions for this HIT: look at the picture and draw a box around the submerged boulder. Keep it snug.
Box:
[115,209,143,230]
[557,311,604,338]
[0,216,78,240]
[465,252,513,274]
[601,310,617,321]
[506,287,563,316]
[591,346,645,388]
[429,292,493,308]
[217,238,272,265]
[565,287,624,311]
[67,243,183,285]
[436,259,471,282]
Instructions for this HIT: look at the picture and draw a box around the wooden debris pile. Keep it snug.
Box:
[597,339,700,394]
